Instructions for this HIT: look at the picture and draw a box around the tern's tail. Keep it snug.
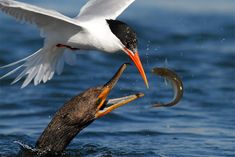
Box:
[0,46,77,88]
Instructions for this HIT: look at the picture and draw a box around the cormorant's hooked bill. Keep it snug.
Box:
[95,63,144,118]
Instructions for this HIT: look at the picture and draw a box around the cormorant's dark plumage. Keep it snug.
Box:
[35,87,103,153]
[30,64,143,156]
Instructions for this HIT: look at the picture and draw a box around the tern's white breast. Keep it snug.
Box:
[67,20,123,53]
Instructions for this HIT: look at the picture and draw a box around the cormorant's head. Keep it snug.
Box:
[69,64,144,127]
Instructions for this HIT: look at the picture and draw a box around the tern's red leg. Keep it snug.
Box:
[56,44,79,51]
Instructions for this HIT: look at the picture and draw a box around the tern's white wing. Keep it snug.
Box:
[76,0,135,21]
[0,0,81,35]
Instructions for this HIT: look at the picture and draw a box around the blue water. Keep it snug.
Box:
[1,0,235,156]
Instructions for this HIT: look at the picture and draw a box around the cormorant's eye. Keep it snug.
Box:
[96,98,102,106]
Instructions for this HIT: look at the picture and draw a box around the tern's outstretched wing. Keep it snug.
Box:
[0,0,81,36]
[76,0,135,21]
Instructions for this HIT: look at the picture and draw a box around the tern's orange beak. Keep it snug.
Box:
[124,48,149,88]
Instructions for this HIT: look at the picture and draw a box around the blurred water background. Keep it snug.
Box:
[0,0,235,156]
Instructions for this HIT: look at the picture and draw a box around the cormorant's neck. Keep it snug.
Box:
[35,94,96,155]
[35,120,93,154]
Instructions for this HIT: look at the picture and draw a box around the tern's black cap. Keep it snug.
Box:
[107,19,137,52]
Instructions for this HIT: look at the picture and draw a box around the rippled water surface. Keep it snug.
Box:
[1,0,235,156]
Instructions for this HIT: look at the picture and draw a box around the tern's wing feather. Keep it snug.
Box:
[0,0,81,36]
[76,0,135,20]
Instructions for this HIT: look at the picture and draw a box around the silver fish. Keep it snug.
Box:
[152,67,183,107]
